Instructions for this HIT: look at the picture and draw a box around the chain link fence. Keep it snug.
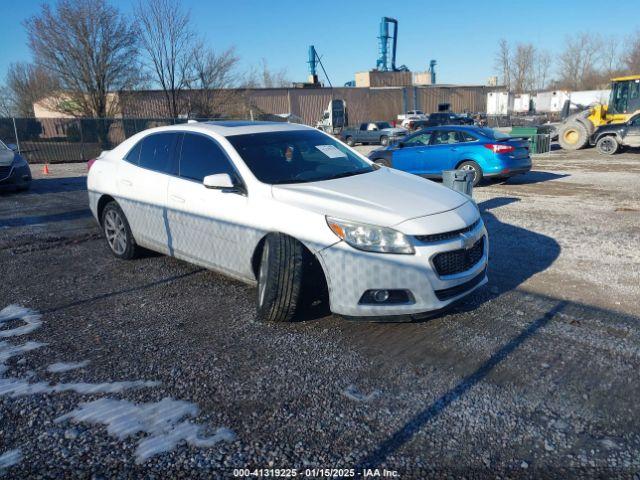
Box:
[0,115,285,164]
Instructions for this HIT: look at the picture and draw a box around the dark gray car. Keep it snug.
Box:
[0,140,32,192]
[340,122,407,146]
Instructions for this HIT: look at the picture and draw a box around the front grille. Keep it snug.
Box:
[0,165,12,181]
[416,219,481,243]
[432,236,485,276]
[435,268,486,301]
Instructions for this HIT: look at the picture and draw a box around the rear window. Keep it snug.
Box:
[138,133,178,174]
[477,127,511,140]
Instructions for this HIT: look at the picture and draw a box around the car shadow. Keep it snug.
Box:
[29,176,87,194]
[450,196,561,315]
[498,171,568,185]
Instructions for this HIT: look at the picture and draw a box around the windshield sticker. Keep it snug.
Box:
[315,145,347,159]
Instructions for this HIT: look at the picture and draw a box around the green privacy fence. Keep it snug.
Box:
[0,115,284,164]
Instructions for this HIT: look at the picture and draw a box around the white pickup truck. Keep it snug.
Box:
[397,110,428,127]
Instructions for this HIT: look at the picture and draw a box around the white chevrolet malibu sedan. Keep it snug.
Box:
[87,121,488,321]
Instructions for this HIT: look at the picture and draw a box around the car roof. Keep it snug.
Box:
[138,120,313,137]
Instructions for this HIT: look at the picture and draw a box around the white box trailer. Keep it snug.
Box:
[486,91,512,115]
[569,89,611,107]
[533,91,570,113]
[512,93,531,113]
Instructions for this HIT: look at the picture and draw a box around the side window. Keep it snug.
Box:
[179,133,234,182]
[457,131,477,142]
[124,140,143,165]
[631,115,640,126]
[404,133,431,146]
[359,123,368,131]
[431,130,460,145]
[139,133,178,174]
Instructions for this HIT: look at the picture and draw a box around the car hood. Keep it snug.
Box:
[271,167,468,228]
[0,150,15,166]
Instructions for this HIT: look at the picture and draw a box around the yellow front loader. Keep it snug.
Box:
[558,75,640,150]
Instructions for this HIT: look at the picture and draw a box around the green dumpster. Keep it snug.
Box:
[510,126,550,154]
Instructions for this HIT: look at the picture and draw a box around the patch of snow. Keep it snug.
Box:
[47,360,90,373]
[56,397,236,463]
[0,305,41,337]
[342,384,380,402]
[0,449,22,469]
[0,378,160,397]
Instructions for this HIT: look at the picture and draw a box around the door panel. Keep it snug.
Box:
[623,117,640,147]
[391,132,433,173]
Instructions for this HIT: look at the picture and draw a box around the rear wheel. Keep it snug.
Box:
[558,121,589,150]
[457,160,483,187]
[256,234,306,322]
[345,136,355,147]
[380,135,389,146]
[101,201,140,259]
[595,136,619,155]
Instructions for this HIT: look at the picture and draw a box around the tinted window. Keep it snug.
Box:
[226,130,374,185]
[458,131,477,142]
[477,127,511,140]
[179,134,234,182]
[125,140,142,165]
[404,132,431,146]
[431,130,460,145]
[375,122,391,129]
[139,133,177,173]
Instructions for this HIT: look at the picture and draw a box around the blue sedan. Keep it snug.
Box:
[368,125,532,186]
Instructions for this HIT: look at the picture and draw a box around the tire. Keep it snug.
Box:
[558,121,589,150]
[596,136,619,155]
[380,135,389,146]
[373,158,391,167]
[101,201,140,260]
[345,136,355,147]
[256,234,306,322]
[457,160,483,187]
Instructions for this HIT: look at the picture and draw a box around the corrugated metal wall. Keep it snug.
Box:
[118,85,493,125]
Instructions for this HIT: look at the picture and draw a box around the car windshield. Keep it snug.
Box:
[477,127,511,140]
[226,129,375,185]
[375,122,391,129]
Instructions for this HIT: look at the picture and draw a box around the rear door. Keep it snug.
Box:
[622,115,640,147]
[116,132,178,251]
[391,131,433,173]
[166,132,253,278]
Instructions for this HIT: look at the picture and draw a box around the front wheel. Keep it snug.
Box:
[101,201,140,259]
[558,121,589,150]
[256,234,306,322]
[380,135,389,146]
[373,158,391,167]
[345,136,355,147]
[596,136,619,155]
[457,161,483,187]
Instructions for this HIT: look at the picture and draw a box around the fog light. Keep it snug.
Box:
[373,290,390,303]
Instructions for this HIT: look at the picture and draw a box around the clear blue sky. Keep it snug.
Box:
[1,0,638,86]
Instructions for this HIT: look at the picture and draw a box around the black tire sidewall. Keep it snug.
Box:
[101,201,138,260]
[345,136,354,146]
[380,136,389,146]
[458,161,483,187]
[596,136,618,155]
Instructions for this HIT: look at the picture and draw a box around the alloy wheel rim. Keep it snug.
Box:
[601,138,615,153]
[461,164,477,180]
[104,210,127,255]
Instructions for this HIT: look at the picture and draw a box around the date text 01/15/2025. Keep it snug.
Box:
[232,468,400,477]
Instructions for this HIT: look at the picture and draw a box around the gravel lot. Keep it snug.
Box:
[1,147,639,478]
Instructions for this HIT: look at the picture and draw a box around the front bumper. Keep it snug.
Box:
[0,163,32,190]
[317,220,488,318]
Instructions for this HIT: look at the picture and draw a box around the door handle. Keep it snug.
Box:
[170,194,185,203]
[120,179,132,187]
[450,147,458,151]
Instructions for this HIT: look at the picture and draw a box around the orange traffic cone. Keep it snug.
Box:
[42,164,50,175]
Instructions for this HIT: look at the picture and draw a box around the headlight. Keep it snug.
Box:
[326,217,414,254]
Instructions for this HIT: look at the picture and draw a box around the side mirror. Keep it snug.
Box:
[6,143,18,152]
[397,142,405,148]
[203,173,235,190]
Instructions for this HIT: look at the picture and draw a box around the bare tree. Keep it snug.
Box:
[623,30,640,74]
[0,85,15,117]
[188,45,242,118]
[534,49,552,91]
[24,0,140,117]
[557,33,606,90]
[494,39,511,90]
[6,62,59,117]
[244,59,291,88]
[511,43,536,93]
[136,0,196,118]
